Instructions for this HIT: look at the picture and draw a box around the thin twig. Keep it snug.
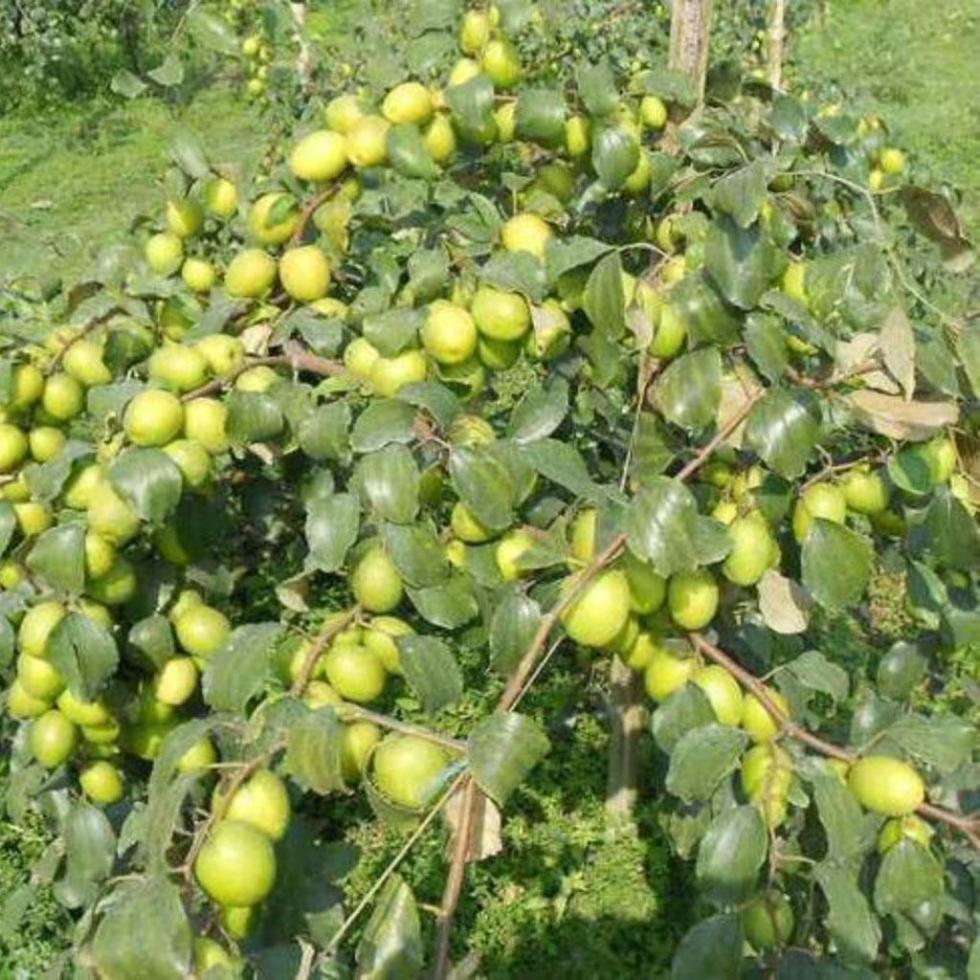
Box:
[675,389,764,482]
[290,606,360,698]
[432,779,477,975]
[344,706,466,753]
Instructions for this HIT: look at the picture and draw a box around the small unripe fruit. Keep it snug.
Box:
[279,246,331,302]
[149,345,209,393]
[877,814,933,854]
[495,529,534,580]
[722,513,775,587]
[166,199,204,239]
[448,58,481,88]
[382,81,434,125]
[8,680,51,719]
[372,734,450,809]
[639,94,667,129]
[217,769,291,840]
[362,616,413,674]
[175,604,231,660]
[501,213,552,260]
[83,531,116,580]
[792,482,846,543]
[17,653,65,701]
[195,820,277,907]
[18,601,67,658]
[450,501,492,543]
[346,116,390,168]
[248,192,299,245]
[424,114,457,164]
[42,373,84,421]
[471,286,530,341]
[225,248,277,298]
[325,94,364,134]
[196,334,245,378]
[322,643,386,703]
[87,481,141,545]
[205,177,238,218]
[183,398,229,454]
[667,569,719,630]
[369,350,427,397]
[290,130,349,182]
[30,709,78,768]
[145,232,184,276]
[181,257,216,293]
[63,339,112,387]
[692,665,743,726]
[351,547,404,613]
[644,643,697,701]
[0,423,28,473]
[460,10,491,54]
[848,755,925,817]
[177,736,217,773]
[80,761,124,805]
[163,439,211,488]
[561,570,632,648]
[422,301,478,365]
[344,337,381,380]
[124,389,185,446]
[29,426,66,463]
[878,147,905,175]
[341,721,382,783]
[841,467,890,515]
[481,38,521,89]
[565,115,591,157]
[741,689,789,742]
[154,656,198,706]
[742,893,794,950]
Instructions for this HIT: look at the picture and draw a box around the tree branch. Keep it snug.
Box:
[290,606,360,698]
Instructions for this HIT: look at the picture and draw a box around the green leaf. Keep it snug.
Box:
[169,126,209,180]
[0,500,16,557]
[651,682,715,754]
[64,801,115,891]
[876,642,927,700]
[583,251,625,339]
[355,875,423,980]
[956,319,980,398]
[709,160,771,228]
[467,712,550,805]
[398,636,463,713]
[507,379,569,443]
[745,388,822,479]
[480,251,547,302]
[445,74,496,144]
[91,876,191,980]
[886,713,976,774]
[187,8,240,54]
[110,70,148,99]
[545,235,613,283]
[108,447,183,525]
[203,623,282,713]
[285,705,345,795]
[225,390,284,443]
[874,840,944,916]
[406,576,478,629]
[362,308,423,357]
[745,313,789,382]
[515,88,566,146]
[802,521,874,610]
[449,446,515,532]
[652,348,722,432]
[705,215,784,309]
[351,400,418,453]
[575,60,618,117]
[591,125,640,190]
[666,724,747,803]
[922,489,980,570]
[671,913,743,980]
[128,615,175,671]
[887,446,934,496]
[306,494,360,573]
[387,124,439,179]
[48,613,118,702]
[815,863,881,964]
[381,522,448,588]
[354,446,420,524]
[489,591,541,675]
[298,402,351,462]
[696,805,768,905]
[787,650,850,704]
[26,523,85,593]
[521,438,603,502]
[147,54,184,88]
[808,765,870,861]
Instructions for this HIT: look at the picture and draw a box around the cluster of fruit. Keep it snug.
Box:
[221,0,273,102]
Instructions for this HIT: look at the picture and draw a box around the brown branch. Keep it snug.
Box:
[343,706,466,754]
[289,181,343,247]
[690,634,980,849]
[290,606,360,698]
[181,348,346,401]
[675,389,764,483]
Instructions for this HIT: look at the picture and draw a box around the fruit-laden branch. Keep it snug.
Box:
[289,182,344,247]
[675,387,764,482]
[344,706,466,754]
[690,634,980,850]
[290,606,361,697]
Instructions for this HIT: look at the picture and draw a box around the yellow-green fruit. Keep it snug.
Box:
[175,604,231,660]
[218,769,291,840]
[149,345,210,393]
[145,232,184,276]
[382,81,433,125]
[225,248,277,298]
[195,820,277,907]
[181,257,216,293]
[154,656,198,706]
[471,286,530,341]
[17,653,65,701]
[351,547,404,613]
[29,426,66,463]
[649,303,687,359]
[369,350,427,397]
[492,101,516,142]
[847,755,925,817]
[184,398,229,454]
[248,192,299,245]
[363,616,414,674]
[62,464,103,510]
[344,337,381,380]
[481,38,521,89]
[304,680,342,709]
[30,710,78,768]
[639,94,668,129]
[166,199,204,238]
[80,761,124,805]
[460,9,491,54]
[569,508,597,563]
[290,130,349,182]
[279,246,331,302]
[83,531,115,580]
[8,362,45,411]
[781,261,807,304]
[372,734,450,809]
[501,213,552,260]
[220,905,255,941]
[0,558,24,589]
[565,114,591,157]
[176,736,217,773]
[424,114,457,164]
[42,373,84,421]
[14,501,51,537]
[877,814,933,854]
[205,177,238,218]
[743,893,794,950]
[63,339,112,387]
[124,389,185,446]
[722,513,774,587]
[741,689,789,742]
[917,436,957,485]
[8,680,51,719]
[667,569,719,630]
[341,721,382,784]
[561,570,632,648]
[495,529,534,580]
[692,665,743,726]
[310,296,349,321]
[879,147,905,175]
[0,423,27,473]
[741,744,793,827]
[450,501,492,543]
[623,552,666,614]
[448,57,481,88]
[323,643,387,702]
[236,366,280,393]
[841,468,890,515]
[624,149,652,194]
[193,936,236,973]
[18,601,67,658]
[163,439,211,489]
[346,115,390,168]
[792,482,846,543]
[325,93,364,134]
[422,301,478,365]
[57,689,111,726]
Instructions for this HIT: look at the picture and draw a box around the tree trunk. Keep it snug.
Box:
[290,3,312,91]
[668,0,715,99]
[605,656,645,823]
[767,0,786,90]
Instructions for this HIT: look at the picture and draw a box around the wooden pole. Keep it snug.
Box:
[767,0,786,90]
[668,0,715,99]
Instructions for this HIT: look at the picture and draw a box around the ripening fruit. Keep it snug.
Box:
[369,350,427,397]
[193,936,237,974]
[0,423,27,473]
[248,192,299,245]
[643,643,697,700]
[878,146,905,175]
[624,149,652,194]
[290,130,349,182]
[741,744,793,827]
[181,257,216,293]
[154,656,198,706]
[30,710,78,768]
[13,501,51,537]
[362,616,413,674]
[495,529,534,580]
[424,114,457,164]
[145,231,184,276]
[741,689,789,742]
[422,301,478,365]
[382,81,433,125]
[448,57,481,88]
[184,397,229,454]
[17,653,65,701]
[177,736,217,773]
[63,339,112,386]
[217,769,291,840]
[346,115,390,168]
[481,38,521,88]
[847,755,925,817]
[351,547,404,613]
[149,344,209,393]
[158,440,209,491]
[124,389,184,446]
[8,681,50,719]
[493,102,517,142]
[792,482,846,542]
[344,337,381,380]
[667,569,719,630]
[220,904,255,940]
[692,665,743,726]
[80,761,124,805]
[722,513,775,587]
[341,721,382,783]
[322,643,387,702]
[174,605,231,661]
[569,508,597,562]
[916,436,957,485]
[205,177,238,218]
[166,198,203,238]
[561,570,632,648]
[781,261,807,304]
[525,298,571,361]
[639,94,668,129]
[42,373,84,421]
[450,501,492,543]
[877,814,933,854]
[195,820,277,907]
[325,93,364,133]
[8,362,44,411]
[86,555,136,606]
[372,734,450,809]
[841,467,890,515]
[18,601,67,658]
[460,9,491,54]
[501,213,552,260]
[565,114,591,157]
[29,426,65,463]
[236,366,280,392]
[57,689,112,727]
[224,247,277,299]
[471,286,530,341]
[279,246,331,302]
[742,893,794,950]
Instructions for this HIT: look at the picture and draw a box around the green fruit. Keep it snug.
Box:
[369,350,427,397]
[181,257,216,293]
[501,213,552,260]
[424,114,457,164]
[193,936,237,973]
[877,814,933,854]
[722,513,775,586]
[175,605,231,660]
[842,467,890,515]
[30,709,78,768]
[325,94,364,133]
[220,904,255,940]
[0,423,28,473]
[304,680,343,709]
[248,192,299,245]
[14,500,52,537]
[166,198,204,238]
[322,643,386,702]
[145,232,184,276]
[667,569,719,630]
[781,261,807,304]
[17,653,65,700]
[471,286,530,341]
[481,38,521,89]
[87,481,141,546]
[525,298,571,361]
[740,689,789,742]
[569,509,597,562]
[362,616,413,674]
[422,301,478,365]
[460,9,491,54]
[29,426,66,463]
[476,335,520,370]
[18,600,67,658]
[195,820,277,907]
[63,339,111,386]
[344,337,380,380]
[639,94,667,129]
[342,721,382,783]
[149,344,210,392]
[791,482,846,543]
[195,334,245,378]
[742,893,794,950]
[154,656,198,706]
[183,398,229,454]
[8,680,51,719]
[561,570,632,648]
[692,665,743,726]
[85,555,136,606]
[848,755,925,817]
[163,439,211,488]
[279,246,331,302]
[57,689,111,726]
[217,769,291,841]
[235,366,280,393]
[741,744,792,827]
[917,436,957,485]
[447,57,481,88]
[63,463,104,510]
[205,177,238,219]
[80,761,124,805]
[450,501,492,543]
[124,389,185,446]
[623,552,666,614]
[879,146,905,175]
[382,81,433,125]
[649,303,686,359]
[565,114,591,157]
[372,734,450,809]
[177,736,217,773]
[345,115,390,168]
[290,130,349,182]
[351,547,404,613]
[225,248,277,298]
[495,529,534,580]
[42,372,84,421]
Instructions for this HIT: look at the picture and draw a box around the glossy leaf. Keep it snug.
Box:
[48,613,118,702]
[26,522,85,594]
[802,521,874,610]
[109,448,183,524]
[467,712,550,805]
[696,805,768,904]
[666,724,747,803]
[203,622,282,713]
[398,636,463,713]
